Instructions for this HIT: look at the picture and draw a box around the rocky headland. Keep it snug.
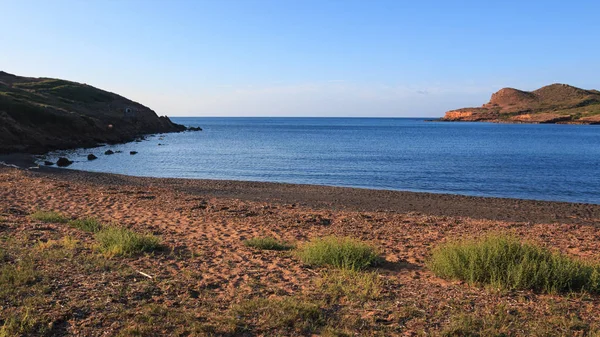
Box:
[441,83,600,124]
[0,71,191,154]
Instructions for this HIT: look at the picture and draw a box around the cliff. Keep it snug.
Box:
[0,71,188,154]
[441,84,600,124]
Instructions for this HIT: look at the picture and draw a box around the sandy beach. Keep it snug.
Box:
[2,165,600,335]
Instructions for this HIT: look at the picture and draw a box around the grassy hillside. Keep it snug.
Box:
[0,71,186,154]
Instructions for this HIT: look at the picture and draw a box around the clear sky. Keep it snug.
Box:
[2,0,599,117]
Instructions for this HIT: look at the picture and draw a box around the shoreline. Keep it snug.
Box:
[10,164,600,226]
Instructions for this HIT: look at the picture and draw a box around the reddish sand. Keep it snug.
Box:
[2,165,600,335]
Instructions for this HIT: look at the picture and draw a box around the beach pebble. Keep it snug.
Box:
[87,154,98,160]
[105,150,115,155]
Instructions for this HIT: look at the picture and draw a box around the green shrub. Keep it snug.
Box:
[29,210,68,223]
[233,297,325,334]
[297,236,382,271]
[68,217,102,233]
[428,235,600,293]
[95,227,161,257]
[244,237,292,251]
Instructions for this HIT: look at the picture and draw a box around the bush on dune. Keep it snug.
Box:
[428,234,600,293]
[243,237,293,251]
[68,217,103,233]
[29,210,68,223]
[297,236,382,271]
[95,227,161,257]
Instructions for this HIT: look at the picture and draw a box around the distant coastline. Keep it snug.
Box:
[440,83,600,124]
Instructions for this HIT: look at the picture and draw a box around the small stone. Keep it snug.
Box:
[56,157,73,167]
[105,150,115,155]
[87,154,98,160]
[44,161,54,166]
[130,151,138,155]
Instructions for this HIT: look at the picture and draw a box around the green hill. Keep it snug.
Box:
[0,71,187,154]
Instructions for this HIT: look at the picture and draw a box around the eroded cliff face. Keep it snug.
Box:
[441,84,600,124]
[0,71,187,154]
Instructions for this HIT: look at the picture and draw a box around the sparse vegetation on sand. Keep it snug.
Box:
[95,226,161,257]
[29,210,68,223]
[68,217,103,233]
[317,269,383,302]
[429,235,600,293]
[297,236,382,271]
[0,258,37,291]
[7,168,600,335]
[243,236,293,251]
[233,297,325,334]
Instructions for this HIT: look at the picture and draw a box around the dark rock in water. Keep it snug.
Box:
[105,150,115,155]
[56,157,73,167]
[115,150,123,153]
[87,154,98,160]
[130,151,138,155]
[188,126,203,131]
[44,161,54,166]
[158,143,163,146]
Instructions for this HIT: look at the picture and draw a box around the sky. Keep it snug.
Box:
[2,0,599,117]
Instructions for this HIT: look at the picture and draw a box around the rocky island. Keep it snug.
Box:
[441,83,600,124]
[0,71,189,154]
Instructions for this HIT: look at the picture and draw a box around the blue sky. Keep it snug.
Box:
[2,0,599,117]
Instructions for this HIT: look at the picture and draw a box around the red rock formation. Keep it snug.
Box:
[441,84,600,124]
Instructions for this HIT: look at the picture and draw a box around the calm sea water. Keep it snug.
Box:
[43,118,600,204]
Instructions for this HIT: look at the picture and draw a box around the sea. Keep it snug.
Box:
[41,117,600,204]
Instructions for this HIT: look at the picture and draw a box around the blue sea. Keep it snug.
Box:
[42,118,600,204]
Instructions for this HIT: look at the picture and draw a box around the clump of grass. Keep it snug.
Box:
[35,236,79,252]
[29,210,68,223]
[428,235,600,293]
[95,226,161,257]
[233,297,325,334]
[244,237,293,251]
[0,310,46,337]
[317,269,383,302]
[68,217,102,233]
[0,260,37,288]
[297,236,382,271]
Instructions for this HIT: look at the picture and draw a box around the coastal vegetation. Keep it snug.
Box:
[67,217,103,233]
[243,236,293,250]
[95,226,161,257]
[232,297,325,334]
[316,269,383,302]
[29,210,68,223]
[297,236,382,271]
[429,235,600,293]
